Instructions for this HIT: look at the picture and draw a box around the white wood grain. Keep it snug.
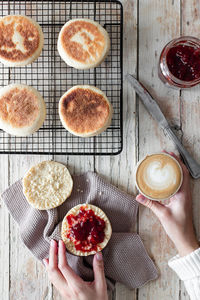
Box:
[52,155,94,300]
[1,1,200,299]
[0,155,9,300]
[8,155,52,300]
[179,1,200,299]
[52,1,95,298]
[138,1,181,300]
[95,1,137,299]
[0,23,9,299]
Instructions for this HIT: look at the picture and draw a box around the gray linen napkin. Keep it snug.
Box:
[1,171,158,289]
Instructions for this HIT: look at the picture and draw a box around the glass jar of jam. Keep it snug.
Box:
[159,36,200,88]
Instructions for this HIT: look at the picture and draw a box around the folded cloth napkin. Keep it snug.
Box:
[1,171,158,289]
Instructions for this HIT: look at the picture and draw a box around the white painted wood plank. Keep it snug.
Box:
[0,155,9,300]
[5,0,54,298]
[8,155,52,300]
[179,1,200,299]
[2,1,199,300]
[52,1,95,297]
[0,4,9,299]
[115,282,137,300]
[52,155,94,300]
[95,0,137,299]
[138,1,181,300]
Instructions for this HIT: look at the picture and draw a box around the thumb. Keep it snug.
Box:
[136,194,167,219]
[93,252,107,290]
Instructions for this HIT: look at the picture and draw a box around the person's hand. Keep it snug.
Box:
[43,240,108,300]
[136,151,199,257]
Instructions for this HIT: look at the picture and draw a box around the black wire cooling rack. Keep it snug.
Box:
[0,0,123,155]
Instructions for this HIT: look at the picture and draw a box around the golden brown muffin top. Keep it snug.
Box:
[60,87,110,134]
[0,16,40,62]
[0,87,39,127]
[61,20,106,64]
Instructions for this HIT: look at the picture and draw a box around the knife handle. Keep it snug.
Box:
[165,127,200,179]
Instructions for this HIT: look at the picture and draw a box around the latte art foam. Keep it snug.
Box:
[136,154,182,200]
[144,161,177,190]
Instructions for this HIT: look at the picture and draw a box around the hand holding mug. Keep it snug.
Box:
[136,152,199,257]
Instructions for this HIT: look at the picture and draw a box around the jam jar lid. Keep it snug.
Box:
[159,36,200,88]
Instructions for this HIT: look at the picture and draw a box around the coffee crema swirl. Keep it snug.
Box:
[136,154,182,200]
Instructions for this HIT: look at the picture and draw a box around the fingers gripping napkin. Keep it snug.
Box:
[2,171,158,289]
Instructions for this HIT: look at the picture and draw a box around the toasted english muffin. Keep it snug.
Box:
[0,83,46,136]
[57,18,110,69]
[0,15,44,67]
[59,85,113,137]
[23,161,73,210]
[61,204,112,256]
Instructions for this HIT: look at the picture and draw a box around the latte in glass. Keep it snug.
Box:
[135,153,183,200]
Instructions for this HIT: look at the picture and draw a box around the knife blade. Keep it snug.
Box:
[126,73,200,179]
[126,74,169,130]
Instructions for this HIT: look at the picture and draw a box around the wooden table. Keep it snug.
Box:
[0,0,200,299]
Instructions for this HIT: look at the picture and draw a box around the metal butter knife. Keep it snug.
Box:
[126,74,200,179]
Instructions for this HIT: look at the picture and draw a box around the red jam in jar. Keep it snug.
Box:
[66,206,105,252]
[159,36,200,88]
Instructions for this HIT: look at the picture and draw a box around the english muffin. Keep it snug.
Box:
[59,85,113,137]
[57,18,110,69]
[0,15,44,67]
[61,204,112,256]
[23,161,73,210]
[0,83,46,136]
